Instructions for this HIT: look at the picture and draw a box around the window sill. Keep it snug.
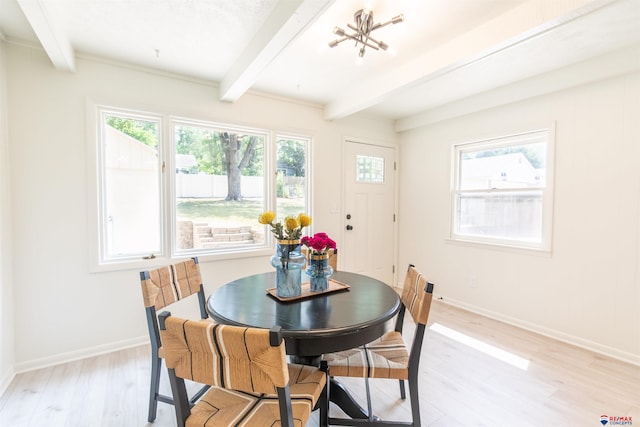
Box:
[90,246,273,273]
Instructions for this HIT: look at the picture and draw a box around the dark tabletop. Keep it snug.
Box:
[207,270,401,357]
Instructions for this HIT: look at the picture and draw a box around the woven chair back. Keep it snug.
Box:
[161,316,289,394]
[400,265,434,326]
[140,258,203,310]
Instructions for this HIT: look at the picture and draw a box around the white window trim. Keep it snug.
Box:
[87,102,311,272]
[274,131,313,237]
[449,126,555,253]
[86,101,171,272]
[169,117,273,257]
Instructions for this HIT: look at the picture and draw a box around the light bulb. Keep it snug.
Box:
[363,0,377,10]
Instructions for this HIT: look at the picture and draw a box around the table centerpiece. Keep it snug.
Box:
[259,211,311,297]
[301,232,337,292]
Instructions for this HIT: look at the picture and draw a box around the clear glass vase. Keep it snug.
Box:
[271,239,306,298]
[306,253,333,292]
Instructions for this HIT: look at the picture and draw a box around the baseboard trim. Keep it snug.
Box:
[14,336,149,374]
[0,367,15,399]
[435,295,640,367]
[10,294,639,375]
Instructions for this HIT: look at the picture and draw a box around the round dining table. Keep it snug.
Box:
[207,270,400,359]
[206,269,401,419]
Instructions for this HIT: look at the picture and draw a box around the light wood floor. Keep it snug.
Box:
[1,300,638,426]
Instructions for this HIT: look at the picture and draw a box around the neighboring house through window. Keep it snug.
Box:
[451,128,554,251]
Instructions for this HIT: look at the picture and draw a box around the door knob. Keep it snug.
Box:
[346,225,353,230]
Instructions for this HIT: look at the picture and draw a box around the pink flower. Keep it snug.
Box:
[302,232,337,255]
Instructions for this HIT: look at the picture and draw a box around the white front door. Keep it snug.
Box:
[342,140,396,285]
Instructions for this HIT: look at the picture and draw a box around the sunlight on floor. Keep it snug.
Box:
[430,323,530,370]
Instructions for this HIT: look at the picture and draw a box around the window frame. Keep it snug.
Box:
[450,127,555,252]
[88,102,312,272]
[169,116,272,258]
[90,105,167,271]
[274,132,312,233]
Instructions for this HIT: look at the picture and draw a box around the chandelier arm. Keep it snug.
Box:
[363,34,383,45]
[342,34,380,50]
[344,23,380,50]
[346,23,363,34]
[371,20,394,31]
[360,34,374,50]
[331,36,350,46]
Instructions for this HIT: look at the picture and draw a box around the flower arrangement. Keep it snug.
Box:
[301,232,337,255]
[258,211,312,241]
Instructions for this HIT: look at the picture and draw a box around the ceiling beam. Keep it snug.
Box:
[395,44,640,132]
[323,0,608,120]
[17,0,75,71]
[219,0,334,102]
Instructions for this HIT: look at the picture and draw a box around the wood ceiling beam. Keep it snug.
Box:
[219,0,334,102]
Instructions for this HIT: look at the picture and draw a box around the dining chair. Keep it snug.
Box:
[139,257,211,422]
[158,311,329,427]
[322,264,434,426]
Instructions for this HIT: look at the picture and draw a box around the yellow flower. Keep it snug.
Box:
[284,216,299,231]
[258,211,276,225]
[258,211,312,240]
[298,213,312,227]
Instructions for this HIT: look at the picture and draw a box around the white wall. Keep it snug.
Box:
[7,35,637,377]
[0,37,15,393]
[398,66,640,364]
[4,43,396,370]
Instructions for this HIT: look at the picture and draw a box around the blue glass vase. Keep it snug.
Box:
[306,254,333,292]
[271,240,306,298]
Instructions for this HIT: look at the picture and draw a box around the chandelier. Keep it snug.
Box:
[328,8,404,58]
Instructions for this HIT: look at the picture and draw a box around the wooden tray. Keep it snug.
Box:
[267,278,350,302]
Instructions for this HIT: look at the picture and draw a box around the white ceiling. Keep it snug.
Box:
[0,0,639,122]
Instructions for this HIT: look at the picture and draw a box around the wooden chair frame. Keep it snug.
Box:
[328,264,434,427]
[158,311,329,427]
[140,257,210,422]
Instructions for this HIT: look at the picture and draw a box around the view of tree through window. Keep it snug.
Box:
[106,116,158,148]
[173,122,266,251]
[94,106,311,264]
[172,127,308,252]
[276,137,308,220]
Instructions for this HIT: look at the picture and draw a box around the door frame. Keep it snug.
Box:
[341,136,399,288]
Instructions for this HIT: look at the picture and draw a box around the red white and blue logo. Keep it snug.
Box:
[601,415,633,426]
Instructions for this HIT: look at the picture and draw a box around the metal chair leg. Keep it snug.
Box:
[364,377,374,421]
[399,379,406,400]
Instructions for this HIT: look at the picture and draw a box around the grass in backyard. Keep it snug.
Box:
[176,198,306,227]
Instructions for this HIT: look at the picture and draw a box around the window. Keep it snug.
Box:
[451,128,554,250]
[356,154,385,183]
[172,120,267,254]
[97,109,164,262]
[92,105,309,268]
[275,135,310,218]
